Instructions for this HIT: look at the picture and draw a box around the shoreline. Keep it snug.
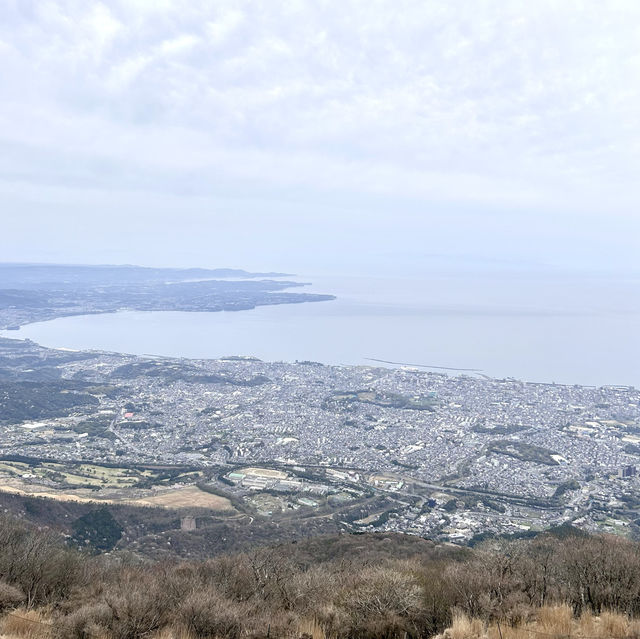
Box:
[0,333,635,391]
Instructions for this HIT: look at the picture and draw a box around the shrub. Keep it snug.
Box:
[321,564,423,638]
[175,590,242,639]
[0,580,26,612]
[103,583,168,639]
[53,602,113,639]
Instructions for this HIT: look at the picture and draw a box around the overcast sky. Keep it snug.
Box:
[1,1,639,275]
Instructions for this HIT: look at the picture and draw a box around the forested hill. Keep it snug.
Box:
[0,511,638,639]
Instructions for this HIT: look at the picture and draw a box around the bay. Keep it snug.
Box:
[3,273,639,387]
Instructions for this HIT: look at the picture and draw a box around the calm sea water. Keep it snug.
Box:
[3,273,639,387]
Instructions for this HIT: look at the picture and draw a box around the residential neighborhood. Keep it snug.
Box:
[1,336,639,543]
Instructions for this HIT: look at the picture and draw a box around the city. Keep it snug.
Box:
[1,335,638,546]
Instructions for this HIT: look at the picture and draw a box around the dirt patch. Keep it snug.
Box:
[0,482,233,512]
[0,483,112,504]
[131,486,233,510]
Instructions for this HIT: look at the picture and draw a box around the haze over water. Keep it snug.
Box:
[5,271,639,388]
[2,3,640,392]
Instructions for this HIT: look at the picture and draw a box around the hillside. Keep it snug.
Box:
[0,511,639,638]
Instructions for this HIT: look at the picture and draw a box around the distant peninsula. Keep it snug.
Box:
[0,263,335,330]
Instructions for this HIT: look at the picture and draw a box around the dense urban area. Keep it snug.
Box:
[1,334,638,549]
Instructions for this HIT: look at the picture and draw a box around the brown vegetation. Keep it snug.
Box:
[435,605,640,639]
[1,515,640,638]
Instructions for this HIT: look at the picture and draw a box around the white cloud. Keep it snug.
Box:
[158,33,200,56]
[0,0,639,268]
[205,9,244,45]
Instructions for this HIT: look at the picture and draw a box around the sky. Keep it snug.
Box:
[1,0,639,275]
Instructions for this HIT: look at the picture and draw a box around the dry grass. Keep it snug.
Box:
[535,604,573,636]
[0,610,51,639]
[598,611,629,639]
[0,615,196,639]
[149,628,195,639]
[440,607,640,639]
[577,610,597,637]
[298,618,328,639]
[441,612,486,639]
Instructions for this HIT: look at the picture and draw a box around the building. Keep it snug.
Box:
[618,465,637,479]
[180,516,197,531]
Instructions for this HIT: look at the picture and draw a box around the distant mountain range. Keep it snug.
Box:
[0,263,291,289]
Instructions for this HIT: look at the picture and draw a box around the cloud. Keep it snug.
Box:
[0,0,639,269]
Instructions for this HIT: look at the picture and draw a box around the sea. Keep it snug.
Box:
[2,272,639,388]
